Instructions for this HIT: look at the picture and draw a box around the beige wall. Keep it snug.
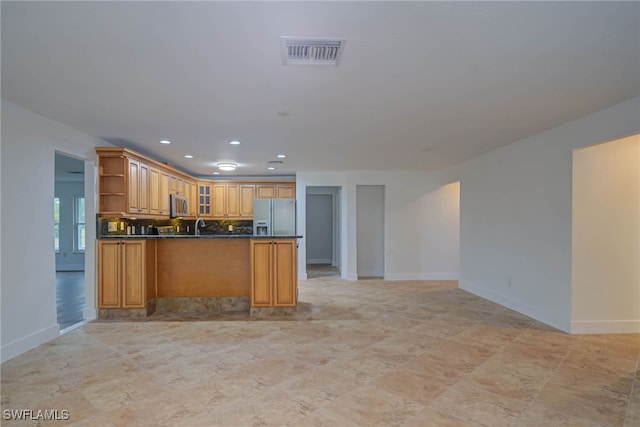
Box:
[572,133,640,333]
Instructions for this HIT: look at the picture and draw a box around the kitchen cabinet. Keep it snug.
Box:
[97,148,294,219]
[276,184,295,198]
[170,175,186,196]
[250,239,297,307]
[97,154,127,215]
[97,148,193,218]
[159,172,170,216]
[256,183,296,199]
[98,239,155,308]
[95,151,151,216]
[128,159,149,214]
[205,181,295,218]
[256,184,276,199]
[149,167,161,215]
[149,168,172,216]
[198,182,214,217]
[213,183,255,218]
[187,182,197,217]
[213,183,232,217]
[239,184,256,217]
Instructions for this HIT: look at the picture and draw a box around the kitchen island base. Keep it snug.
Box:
[97,236,300,319]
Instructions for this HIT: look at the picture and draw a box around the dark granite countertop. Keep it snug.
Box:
[98,234,302,239]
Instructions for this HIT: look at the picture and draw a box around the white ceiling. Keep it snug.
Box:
[2,1,639,177]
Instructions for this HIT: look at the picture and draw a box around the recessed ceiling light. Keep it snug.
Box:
[184,154,194,159]
[160,139,171,144]
[229,140,240,145]
[267,167,275,171]
[217,162,237,171]
[212,171,220,175]
[276,154,286,158]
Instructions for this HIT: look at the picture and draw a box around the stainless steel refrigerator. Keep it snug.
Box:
[253,198,296,236]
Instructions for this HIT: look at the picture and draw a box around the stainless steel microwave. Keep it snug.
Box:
[170,194,189,217]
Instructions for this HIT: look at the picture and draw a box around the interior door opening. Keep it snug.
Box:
[54,152,86,331]
[306,186,341,279]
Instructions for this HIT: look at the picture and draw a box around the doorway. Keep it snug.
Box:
[306,186,341,278]
[54,152,86,330]
[571,134,640,333]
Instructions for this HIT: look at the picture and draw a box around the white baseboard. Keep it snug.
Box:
[1,324,59,363]
[298,273,308,280]
[307,259,332,265]
[384,273,459,281]
[460,279,570,333]
[571,320,640,334]
[344,272,358,281]
[83,306,97,321]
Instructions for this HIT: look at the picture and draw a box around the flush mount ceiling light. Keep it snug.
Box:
[276,154,286,158]
[229,140,240,145]
[217,162,237,171]
[281,37,347,66]
[267,167,275,171]
[184,154,194,159]
[159,139,171,144]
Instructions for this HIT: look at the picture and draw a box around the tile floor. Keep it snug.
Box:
[2,277,639,426]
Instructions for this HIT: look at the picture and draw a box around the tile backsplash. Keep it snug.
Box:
[97,217,253,237]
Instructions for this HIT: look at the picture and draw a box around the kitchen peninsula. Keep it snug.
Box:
[95,147,300,318]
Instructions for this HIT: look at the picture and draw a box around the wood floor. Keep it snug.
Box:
[56,271,85,330]
[2,277,639,426]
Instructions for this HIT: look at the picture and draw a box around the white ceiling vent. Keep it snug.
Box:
[281,37,346,66]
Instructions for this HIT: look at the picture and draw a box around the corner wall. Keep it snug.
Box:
[1,99,110,362]
[445,97,640,332]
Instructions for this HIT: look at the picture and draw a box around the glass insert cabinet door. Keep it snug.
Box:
[199,184,211,216]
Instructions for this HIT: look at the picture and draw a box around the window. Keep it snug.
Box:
[75,197,85,252]
[54,198,60,252]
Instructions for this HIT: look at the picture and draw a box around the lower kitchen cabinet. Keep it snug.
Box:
[250,239,297,307]
[98,239,155,308]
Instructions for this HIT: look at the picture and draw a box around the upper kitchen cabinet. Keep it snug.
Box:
[188,182,198,217]
[255,183,296,199]
[97,148,295,219]
[240,184,256,217]
[97,151,127,215]
[149,168,172,216]
[96,147,196,218]
[276,184,295,198]
[198,182,214,217]
[211,182,255,219]
[128,159,149,214]
[199,181,296,219]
